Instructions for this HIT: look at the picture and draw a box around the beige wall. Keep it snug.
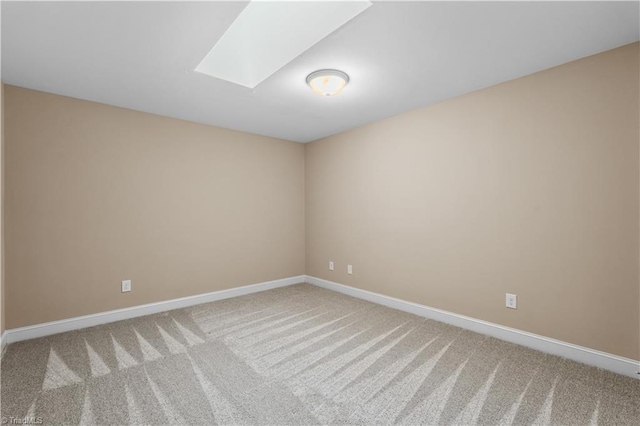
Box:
[4,86,305,329]
[3,44,639,361]
[306,43,640,360]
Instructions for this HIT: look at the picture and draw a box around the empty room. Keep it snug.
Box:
[0,1,638,425]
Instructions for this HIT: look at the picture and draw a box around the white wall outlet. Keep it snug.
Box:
[506,293,517,309]
[122,280,132,293]
[329,261,334,271]
[347,264,353,275]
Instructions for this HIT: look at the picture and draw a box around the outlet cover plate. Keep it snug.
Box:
[506,293,517,309]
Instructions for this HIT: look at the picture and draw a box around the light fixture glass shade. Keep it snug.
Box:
[306,70,350,96]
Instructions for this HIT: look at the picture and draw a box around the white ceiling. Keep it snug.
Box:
[2,1,639,143]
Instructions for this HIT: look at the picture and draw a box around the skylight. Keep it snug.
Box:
[195,0,371,88]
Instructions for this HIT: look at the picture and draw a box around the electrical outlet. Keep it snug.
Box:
[329,261,334,271]
[347,264,353,275]
[122,280,132,293]
[506,293,517,309]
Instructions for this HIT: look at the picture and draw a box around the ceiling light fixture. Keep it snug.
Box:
[306,70,350,97]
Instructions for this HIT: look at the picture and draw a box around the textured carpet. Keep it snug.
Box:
[1,283,638,425]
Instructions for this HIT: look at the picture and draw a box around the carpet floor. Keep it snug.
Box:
[1,283,638,425]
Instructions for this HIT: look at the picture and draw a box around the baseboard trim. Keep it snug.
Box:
[2,275,305,346]
[305,275,640,379]
[3,274,638,379]
[0,331,7,358]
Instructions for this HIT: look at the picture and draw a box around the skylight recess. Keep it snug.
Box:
[195,0,372,88]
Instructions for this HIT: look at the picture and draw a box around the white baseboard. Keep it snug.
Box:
[3,274,638,379]
[0,331,6,358]
[2,275,305,346]
[305,275,640,379]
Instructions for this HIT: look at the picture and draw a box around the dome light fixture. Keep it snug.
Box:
[306,69,350,97]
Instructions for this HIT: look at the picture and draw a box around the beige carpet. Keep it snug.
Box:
[1,283,638,425]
